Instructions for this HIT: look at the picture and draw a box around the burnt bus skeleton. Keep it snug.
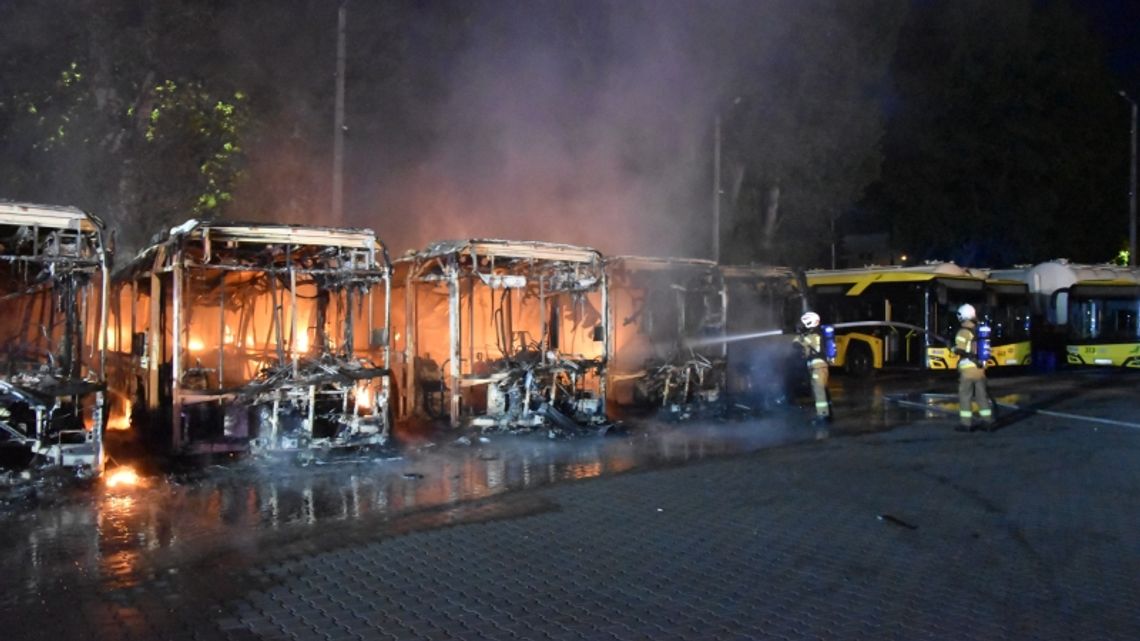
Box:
[718,264,804,412]
[392,240,608,434]
[0,202,109,476]
[107,221,392,457]
[605,256,727,419]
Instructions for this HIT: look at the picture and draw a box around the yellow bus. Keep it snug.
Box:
[992,260,1140,367]
[806,263,1031,373]
[978,276,1034,367]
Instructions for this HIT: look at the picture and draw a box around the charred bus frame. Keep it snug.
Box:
[720,264,802,409]
[392,240,608,432]
[108,221,392,456]
[0,201,109,475]
[604,256,727,416]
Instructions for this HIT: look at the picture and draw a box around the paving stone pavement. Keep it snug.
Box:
[222,422,1138,641]
[5,384,1140,640]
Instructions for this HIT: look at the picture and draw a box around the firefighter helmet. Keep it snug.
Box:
[956,303,977,321]
[800,311,821,329]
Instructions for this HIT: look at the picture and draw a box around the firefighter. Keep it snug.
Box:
[951,303,994,431]
[793,311,831,424]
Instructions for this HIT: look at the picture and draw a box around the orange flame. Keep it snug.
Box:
[355,381,373,413]
[107,399,132,430]
[105,466,141,488]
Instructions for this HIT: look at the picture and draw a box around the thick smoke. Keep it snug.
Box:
[353,1,794,258]
[2,0,881,262]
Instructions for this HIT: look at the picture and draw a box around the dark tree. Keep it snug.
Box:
[873,0,1128,266]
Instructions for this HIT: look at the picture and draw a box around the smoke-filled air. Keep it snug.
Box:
[0,0,902,262]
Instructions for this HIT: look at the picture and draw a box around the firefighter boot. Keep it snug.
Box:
[979,404,996,432]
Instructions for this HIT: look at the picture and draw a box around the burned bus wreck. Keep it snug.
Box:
[721,264,803,411]
[391,240,608,434]
[107,221,391,457]
[0,201,109,475]
[605,256,727,418]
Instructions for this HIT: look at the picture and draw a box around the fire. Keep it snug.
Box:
[294,330,310,355]
[107,399,131,430]
[105,466,141,488]
[355,380,373,413]
[188,336,206,352]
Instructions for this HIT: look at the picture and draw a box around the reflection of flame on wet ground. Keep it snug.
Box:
[97,493,144,590]
[3,417,811,604]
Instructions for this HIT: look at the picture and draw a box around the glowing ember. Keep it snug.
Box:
[105,466,141,488]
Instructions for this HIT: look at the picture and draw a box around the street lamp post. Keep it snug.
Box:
[332,2,348,227]
[713,115,721,264]
[1120,90,1137,267]
[712,97,741,265]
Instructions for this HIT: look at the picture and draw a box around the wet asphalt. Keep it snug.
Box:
[1,368,1138,640]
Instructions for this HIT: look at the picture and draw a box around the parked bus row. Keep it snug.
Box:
[808,260,1140,372]
[1,200,1137,478]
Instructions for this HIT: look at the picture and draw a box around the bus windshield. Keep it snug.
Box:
[1068,292,1140,342]
[986,286,1032,343]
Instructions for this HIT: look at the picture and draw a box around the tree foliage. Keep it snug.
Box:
[0,0,252,256]
[872,0,1128,266]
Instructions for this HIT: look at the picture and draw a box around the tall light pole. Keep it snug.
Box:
[712,97,741,265]
[712,115,721,264]
[332,2,348,227]
[1120,90,1137,267]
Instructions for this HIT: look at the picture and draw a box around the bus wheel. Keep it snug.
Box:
[846,343,874,375]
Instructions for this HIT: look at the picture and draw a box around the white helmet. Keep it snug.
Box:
[956,303,976,321]
[800,311,821,329]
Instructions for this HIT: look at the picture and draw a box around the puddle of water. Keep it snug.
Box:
[887,392,1029,417]
[0,371,1012,604]
[0,412,817,602]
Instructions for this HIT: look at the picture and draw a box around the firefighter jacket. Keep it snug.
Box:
[794,330,827,368]
[954,322,981,370]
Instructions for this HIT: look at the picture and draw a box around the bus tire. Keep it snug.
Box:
[845,342,874,376]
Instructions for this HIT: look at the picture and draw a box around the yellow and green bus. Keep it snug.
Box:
[992,261,1140,368]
